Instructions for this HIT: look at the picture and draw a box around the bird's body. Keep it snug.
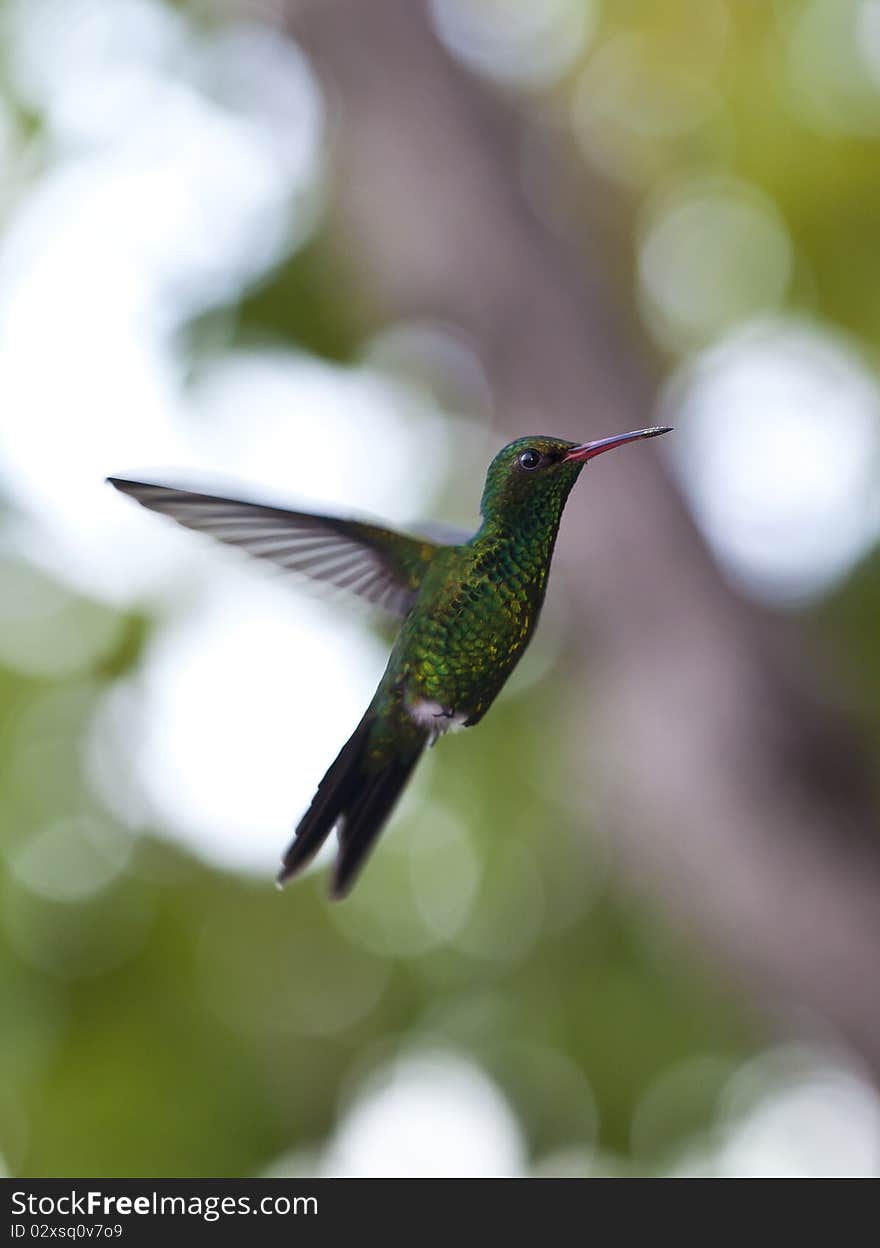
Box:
[110,426,669,897]
[383,518,551,730]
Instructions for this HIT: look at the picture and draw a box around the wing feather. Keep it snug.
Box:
[108,478,449,620]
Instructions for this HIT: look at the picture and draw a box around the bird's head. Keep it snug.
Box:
[479,427,671,523]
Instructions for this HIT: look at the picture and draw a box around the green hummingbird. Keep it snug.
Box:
[109,425,670,897]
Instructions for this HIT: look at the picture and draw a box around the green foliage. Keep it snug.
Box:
[236,238,364,364]
[0,605,753,1175]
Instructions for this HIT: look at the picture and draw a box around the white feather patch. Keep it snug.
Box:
[408,697,468,740]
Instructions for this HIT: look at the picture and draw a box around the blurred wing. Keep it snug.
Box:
[108,478,443,619]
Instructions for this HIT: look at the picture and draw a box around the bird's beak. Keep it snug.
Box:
[563,426,672,463]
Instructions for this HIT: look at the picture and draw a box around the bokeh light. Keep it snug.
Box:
[430,0,596,90]
[321,1049,527,1177]
[665,318,880,603]
[0,0,323,595]
[673,1045,880,1178]
[0,558,123,679]
[571,5,728,187]
[781,0,880,136]
[9,814,132,904]
[638,178,792,351]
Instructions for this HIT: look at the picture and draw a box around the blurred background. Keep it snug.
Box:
[1,0,880,1178]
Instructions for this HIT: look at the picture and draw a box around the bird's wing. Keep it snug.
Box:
[108,478,445,619]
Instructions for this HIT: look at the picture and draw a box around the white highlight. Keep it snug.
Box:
[666,318,880,604]
[321,1050,526,1177]
[430,0,596,90]
[0,0,452,875]
[671,1045,880,1178]
[127,577,387,875]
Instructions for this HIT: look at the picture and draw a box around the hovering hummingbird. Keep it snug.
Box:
[109,426,670,898]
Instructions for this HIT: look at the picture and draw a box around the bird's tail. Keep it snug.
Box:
[277,711,425,899]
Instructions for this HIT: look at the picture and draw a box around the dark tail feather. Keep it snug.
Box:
[276,714,373,886]
[277,714,424,898]
[332,746,424,898]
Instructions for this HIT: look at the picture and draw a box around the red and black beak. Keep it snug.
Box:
[564,426,672,463]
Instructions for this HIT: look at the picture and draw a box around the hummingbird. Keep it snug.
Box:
[109,425,670,898]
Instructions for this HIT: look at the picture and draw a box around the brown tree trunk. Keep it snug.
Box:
[282,0,880,1070]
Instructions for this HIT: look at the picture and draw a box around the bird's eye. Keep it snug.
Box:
[518,449,542,471]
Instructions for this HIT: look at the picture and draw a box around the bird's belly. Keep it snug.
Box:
[401,586,540,728]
